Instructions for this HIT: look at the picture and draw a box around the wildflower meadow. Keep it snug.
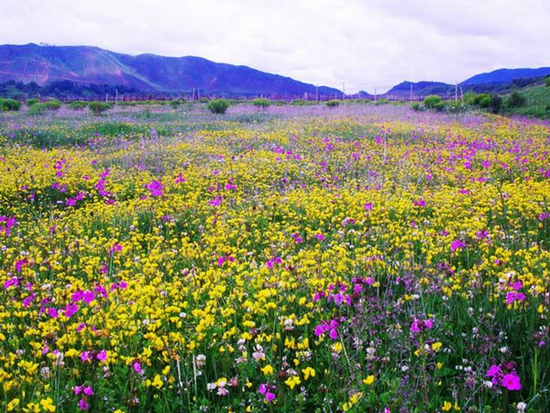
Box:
[0,102,549,412]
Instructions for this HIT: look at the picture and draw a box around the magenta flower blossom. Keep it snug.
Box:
[363,202,373,211]
[505,291,526,305]
[146,180,164,197]
[133,361,143,375]
[501,372,521,391]
[78,399,89,410]
[451,239,466,252]
[97,349,107,361]
[259,383,276,402]
[175,173,186,183]
[486,364,501,377]
[47,307,59,319]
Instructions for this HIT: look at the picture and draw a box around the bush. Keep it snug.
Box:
[27,98,40,107]
[89,101,112,116]
[423,95,442,110]
[207,99,230,114]
[546,77,550,87]
[411,102,422,111]
[505,91,527,109]
[0,98,22,111]
[325,100,341,108]
[252,98,271,109]
[488,94,503,114]
[68,101,88,110]
[27,100,62,115]
[169,100,182,109]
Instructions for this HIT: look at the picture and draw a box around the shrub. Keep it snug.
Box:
[545,77,550,87]
[252,98,271,109]
[27,98,40,107]
[207,99,230,114]
[44,100,62,110]
[411,102,422,111]
[423,95,442,110]
[169,100,181,109]
[505,91,527,109]
[68,101,88,110]
[488,94,503,114]
[0,98,22,111]
[27,100,61,115]
[89,101,112,116]
[325,100,341,108]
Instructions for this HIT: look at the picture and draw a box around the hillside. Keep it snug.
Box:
[0,43,341,97]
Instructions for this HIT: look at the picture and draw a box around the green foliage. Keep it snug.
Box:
[488,94,503,113]
[68,101,88,110]
[27,100,62,115]
[26,98,39,107]
[545,77,550,87]
[0,98,22,111]
[251,98,271,109]
[325,99,341,108]
[88,101,112,116]
[291,99,317,106]
[505,91,527,109]
[206,98,230,114]
[169,99,182,109]
[411,102,422,111]
[422,95,443,109]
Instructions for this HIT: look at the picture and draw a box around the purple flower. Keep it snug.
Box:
[486,364,501,377]
[78,399,89,410]
[97,349,107,361]
[146,180,163,197]
[501,372,521,391]
[451,239,466,252]
[47,307,58,319]
[363,202,373,211]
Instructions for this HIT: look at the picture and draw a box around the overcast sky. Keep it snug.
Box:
[1,0,549,93]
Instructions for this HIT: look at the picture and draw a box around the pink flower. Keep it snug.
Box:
[78,399,89,410]
[486,364,501,377]
[83,386,93,396]
[47,307,58,319]
[451,239,466,252]
[363,202,373,211]
[133,361,143,375]
[97,349,107,361]
[146,180,163,197]
[501,372,521,391]
[265,391,276,401]
[175,173,186,183]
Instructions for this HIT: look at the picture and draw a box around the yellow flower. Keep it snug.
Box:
[332,342,343,353]
[362,375,375,385]
[442,401,452,411]
[284,375,301,389]
[431,342,442,351]
[7,398,20,412]
[302,366,316,380]
[40,397,56,412]
[152,374,163,389]
[261,364,274,375]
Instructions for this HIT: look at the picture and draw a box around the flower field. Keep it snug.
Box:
[1,103,549,412]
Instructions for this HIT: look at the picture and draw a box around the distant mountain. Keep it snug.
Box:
[0,43,341,97]
[460,67,550,86]
[386,81,454,98]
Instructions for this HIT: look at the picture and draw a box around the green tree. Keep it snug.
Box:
[89,101,112,116]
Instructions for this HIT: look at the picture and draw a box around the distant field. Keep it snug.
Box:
[1,103,549,412]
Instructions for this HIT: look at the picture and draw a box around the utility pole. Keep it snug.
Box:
[460,87,464,106]
[455,82,458,102]
[374,88,377,101]
[410,84,414,101]
[342,82,345,100]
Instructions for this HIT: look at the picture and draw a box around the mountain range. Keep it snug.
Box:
[1,43,549,99]
[0,43,340,98]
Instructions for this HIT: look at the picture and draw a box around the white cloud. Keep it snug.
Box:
[1,0,549,93]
